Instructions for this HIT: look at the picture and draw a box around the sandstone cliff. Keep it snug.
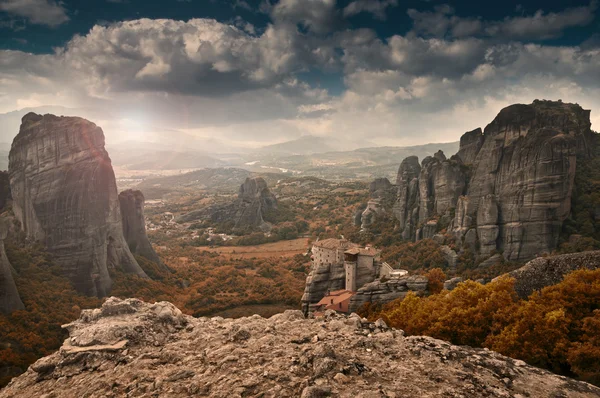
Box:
[393,100,594,262]
[504,250,600,298]
[118,189,167,271]
[177,177,278,231]
[2,297,599,398]
[8,113,148,297]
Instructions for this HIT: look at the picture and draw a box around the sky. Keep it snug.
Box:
[0,0,599,150]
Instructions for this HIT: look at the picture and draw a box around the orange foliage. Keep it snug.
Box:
[374,269,600,386]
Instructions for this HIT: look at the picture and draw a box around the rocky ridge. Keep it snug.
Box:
[118,189,167,271]
[504,250,600,298]
[8,113,148,297]
[391,100,594,262]
[2,297,599,398]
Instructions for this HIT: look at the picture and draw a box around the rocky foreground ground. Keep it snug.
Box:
[2,298,599,398]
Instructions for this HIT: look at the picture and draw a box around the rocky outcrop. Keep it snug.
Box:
[392,156,421,240]
[3,297,599,398]
[348,275,428,312]
[456,128,484,165]
[394,151,468,242]
[0,218,23,314]
[8,113,148,297]
[236,177,278,229]
[359,177,396,229]
[301,261,346,313]
[176,177,278,231]
[0,171,11,211]
[369,177,393,196]
[118,189,166,270]
[393,100,595,262]
[504,250,600,298]
[443,277,464,291]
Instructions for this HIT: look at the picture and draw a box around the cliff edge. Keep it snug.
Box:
[2,297,599,398]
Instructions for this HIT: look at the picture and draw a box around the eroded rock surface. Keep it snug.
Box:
[0,218,23,314]
[348,275,428,312]
[119,189,167,270]
[393,100,594,262]
[8,113,148,297]
[2,297,599,398]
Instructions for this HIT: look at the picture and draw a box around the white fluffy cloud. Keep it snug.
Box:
[0,0,69,27]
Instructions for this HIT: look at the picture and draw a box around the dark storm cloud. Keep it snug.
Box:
[408,1,598,40]
[0,0,69,27]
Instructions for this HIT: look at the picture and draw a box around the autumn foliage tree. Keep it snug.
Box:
[374,269,600,386]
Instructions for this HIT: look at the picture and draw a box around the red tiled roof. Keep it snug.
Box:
[316,290,356,306]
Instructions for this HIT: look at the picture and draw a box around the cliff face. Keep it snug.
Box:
[8,113,148,297]
[177,177,278,231]
[118,189,167,270]
[0,218,24,314]
[393,100,593,262]
[2,297,599,398]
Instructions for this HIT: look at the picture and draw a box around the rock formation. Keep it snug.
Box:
[118,189,167,271]
[2,297,599,398]
[348,275,428,312]
[393,100,594,262]
[8,113,148,297]
[235,177,278,229]
[0,171,11,211]
[0,218,24,314]
[176,177,278,231]
[503,250,600,298]
[359,177,396,229]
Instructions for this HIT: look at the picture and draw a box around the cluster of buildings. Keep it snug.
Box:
[303,238,408,316]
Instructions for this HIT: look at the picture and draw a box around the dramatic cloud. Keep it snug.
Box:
[343,0,398,20]
[0,0,69,27]
[0,0,599,149]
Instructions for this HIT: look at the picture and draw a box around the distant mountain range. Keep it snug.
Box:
[0,107,460,180]
[255,135,377,156]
